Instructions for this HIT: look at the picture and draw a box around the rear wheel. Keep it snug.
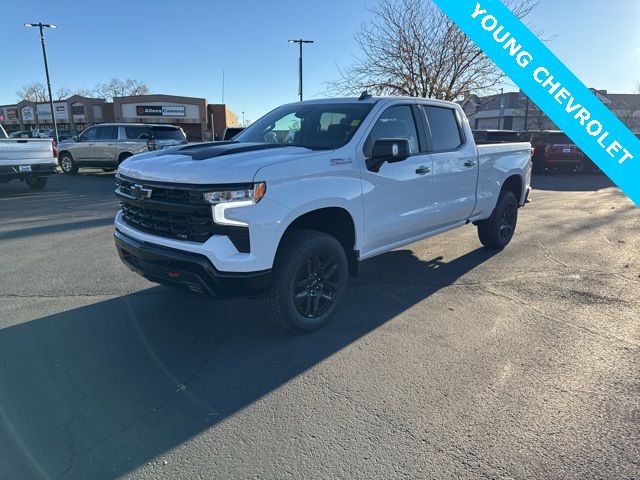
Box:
[264,230,348,332]
[25,175,48,190]
[59,153,78,174]
[477,190,518,249]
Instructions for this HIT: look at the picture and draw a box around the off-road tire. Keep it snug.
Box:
[264,230,348,332]
[477,190,518,249]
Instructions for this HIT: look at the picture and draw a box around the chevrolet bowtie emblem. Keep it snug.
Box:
[130,183,152,199]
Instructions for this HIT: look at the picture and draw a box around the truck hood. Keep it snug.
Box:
[118,142,319,184]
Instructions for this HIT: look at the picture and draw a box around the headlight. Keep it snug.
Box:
[203,182,266,205]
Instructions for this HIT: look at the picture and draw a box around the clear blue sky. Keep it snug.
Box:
[1,0,639,122]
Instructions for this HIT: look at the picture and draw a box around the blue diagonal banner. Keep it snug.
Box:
[432,0,640,207]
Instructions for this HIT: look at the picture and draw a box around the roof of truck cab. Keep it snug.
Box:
[92,123,181,128]
[285,96,460,107]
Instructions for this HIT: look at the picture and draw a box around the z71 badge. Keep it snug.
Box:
[329,158,353,166]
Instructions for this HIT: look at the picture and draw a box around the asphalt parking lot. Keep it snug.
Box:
[0,171,638,479]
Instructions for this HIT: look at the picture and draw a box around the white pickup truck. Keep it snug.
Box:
[0,124,58,190]
[114,95,532,331]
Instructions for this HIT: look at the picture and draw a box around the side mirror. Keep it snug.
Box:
[367,138,411,172]
[73,135,80,142]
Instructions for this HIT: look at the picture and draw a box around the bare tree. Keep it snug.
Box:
[16,82,49,102]
[17,83,97,101]
[55,87,72,100]
[329,0,538,100]
[93,78,149,101]
[73,88,96,98]
[611,82,640,132]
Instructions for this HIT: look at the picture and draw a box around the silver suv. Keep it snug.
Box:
[57,123,187,174]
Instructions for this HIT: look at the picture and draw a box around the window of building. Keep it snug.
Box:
[71,105,85,115]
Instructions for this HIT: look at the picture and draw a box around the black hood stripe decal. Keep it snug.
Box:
[162,142,302,160]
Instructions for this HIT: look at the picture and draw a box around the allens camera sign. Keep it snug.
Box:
[136,105,186,117]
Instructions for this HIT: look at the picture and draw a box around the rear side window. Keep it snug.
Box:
[98,126,117,140]
[124,126,151,140]
[150,127,186,141]
[424,106,463,152]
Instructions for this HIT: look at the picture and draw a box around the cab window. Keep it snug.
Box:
[424,106,463,152]
[80,127,98,141]
[364,105,420,157]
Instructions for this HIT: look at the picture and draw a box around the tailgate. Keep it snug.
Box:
[0,139,54,165]
[545,144,583,162]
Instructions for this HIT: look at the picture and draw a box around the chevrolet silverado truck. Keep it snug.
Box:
[0,124,58,190]
[114,95,532,331]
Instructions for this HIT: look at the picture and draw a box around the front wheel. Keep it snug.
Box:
[25,175,48,190]
[477,190,518,249]
[264,230,348,332]
[59,153,78,174]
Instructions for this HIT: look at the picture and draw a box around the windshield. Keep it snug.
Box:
[235,102,374,150]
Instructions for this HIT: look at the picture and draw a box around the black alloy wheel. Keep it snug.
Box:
[498,199,517,243]
[293,251,340,318]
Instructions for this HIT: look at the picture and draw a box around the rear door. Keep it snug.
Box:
[120,125,151,156]
[92,126,118,165]
[421,105,478,230]
[360,103,433,255]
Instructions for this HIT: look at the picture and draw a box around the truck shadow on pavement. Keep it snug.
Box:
[0,247,497,479]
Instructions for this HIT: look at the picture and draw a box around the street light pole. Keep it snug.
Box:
[288,39,314,101]
[25,22,58,142]
[498,87,504,130]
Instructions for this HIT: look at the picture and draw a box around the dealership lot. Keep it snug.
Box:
[0,172,638,479]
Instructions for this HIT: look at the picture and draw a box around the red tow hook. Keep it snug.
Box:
[168,270,181,278]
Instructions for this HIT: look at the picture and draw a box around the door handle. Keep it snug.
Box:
[415,166,431,175]
[464,160,477,167]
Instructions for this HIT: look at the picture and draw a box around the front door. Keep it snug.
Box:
[359,104,433,256]
[74,126,99,160]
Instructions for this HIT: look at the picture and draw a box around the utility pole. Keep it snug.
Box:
[242,111,245,127]
[288,39,314,101]
[25,22,58,142]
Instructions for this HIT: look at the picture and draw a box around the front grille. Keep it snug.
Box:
[121,203,214,243]
[117,176,203,205]
[116,175,250,252]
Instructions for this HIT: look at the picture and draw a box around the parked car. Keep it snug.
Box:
[222,126,245,140]
[528,130,585,173]
[9,130,33,139]
[472,129,528,144]
[57,123,187,174]
[32,128,53,138]
[113,95,532,332]
[0,124,58,190]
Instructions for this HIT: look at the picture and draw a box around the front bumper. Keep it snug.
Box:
[114,230,271,297]
[0,164,57,179]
